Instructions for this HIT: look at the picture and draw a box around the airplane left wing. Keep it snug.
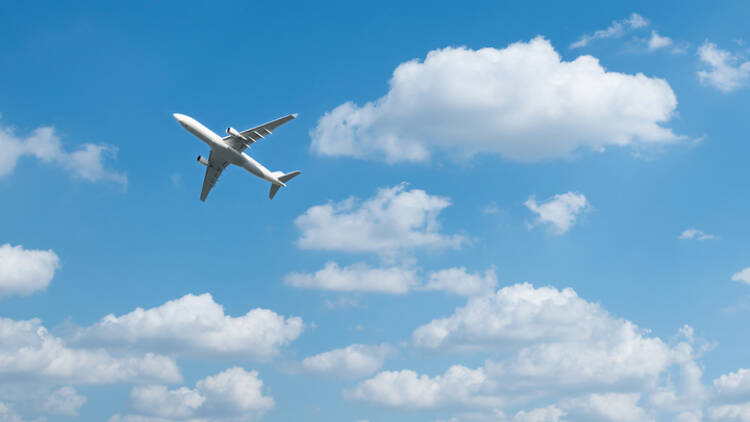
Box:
[223,114,297,152]
[200,151,229,202]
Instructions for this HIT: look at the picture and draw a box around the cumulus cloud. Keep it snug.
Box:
[301,344,392,378]
[732,268,750,285]
[647,31,674,51]
[679,229,716,241]
[0,317,180,385]
[411,284,676,391]
[0,121,126,184]
[295,183,465,257]
[348,365,501,410]
[311,37,680,164]
[0,244,60,298]
[113,367,273,422]
[571,14,649,49]
[698,42,750,93]
[286,263,496,296]
[354,283,703,420]
[714,369,750,400]
[43,386,86,416]
[73,293,303,361]
[709,403,750,421]
[563,393,651,422]
[525,192,589,234]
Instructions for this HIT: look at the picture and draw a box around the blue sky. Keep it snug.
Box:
[1,1,750,421]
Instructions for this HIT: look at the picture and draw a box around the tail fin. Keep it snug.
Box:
[269,170,301,199]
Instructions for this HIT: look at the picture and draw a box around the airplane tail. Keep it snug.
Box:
[269,170,301,199]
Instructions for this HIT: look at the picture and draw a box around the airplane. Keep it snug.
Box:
[173,113,301,201]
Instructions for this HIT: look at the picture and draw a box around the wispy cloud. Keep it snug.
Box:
[525,192,589,235]
[0,119,126,185]
[647,30,674,51]
[678,228,716,241]
[698,41,750,92]
[570,13,648,49]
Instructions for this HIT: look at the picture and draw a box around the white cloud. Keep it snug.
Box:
[422,267,498,296]
[348,365,501,410]
[412,282,670,357]
[295,183,465,257]
[301,344,392,378]
[43,386,86,416]
[648,31,674,51]
[698,42,750,93]
[709,403,750,421]
[130,385,205,419]
[286,263,496,296]
[411,283,679,389]
[679,229,716,241]
[0,244,60,298]
[0,317,180,385]
[714,369,750,399]
[311,37,680,164]
[732,268,750,285]
[115,367,273,422]
[74,293,304,361]
[571,14,649,49]
[525,192,589,235]
[0,121,126,184]
[285,262,418,294]
[562,393,651,422]
[513,405,565,422]
[355,284,703,419]
[0,402,30,422]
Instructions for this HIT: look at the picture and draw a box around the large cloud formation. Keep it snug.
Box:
[311,37,680,163]
[352,283,706,421]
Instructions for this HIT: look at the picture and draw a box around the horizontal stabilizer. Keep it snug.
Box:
[279,170,301,183]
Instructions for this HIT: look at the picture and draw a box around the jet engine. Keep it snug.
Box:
[226,127,249,141]
[197,155,209,166]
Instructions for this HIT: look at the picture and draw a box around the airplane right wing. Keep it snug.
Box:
[223,114,297,152]
[200,151,229,202]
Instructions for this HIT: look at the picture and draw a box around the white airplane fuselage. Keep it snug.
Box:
[173,113,284,186]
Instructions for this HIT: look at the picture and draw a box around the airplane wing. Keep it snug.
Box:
[200,151,229,202]
[222,114,297,152]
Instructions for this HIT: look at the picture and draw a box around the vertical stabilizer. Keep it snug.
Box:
[268,170,301,199]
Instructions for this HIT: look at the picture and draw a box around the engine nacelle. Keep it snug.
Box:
[197,155,209,166]
[226,127,248,141]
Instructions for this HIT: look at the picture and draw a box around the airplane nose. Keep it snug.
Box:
[173,113,186,122]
